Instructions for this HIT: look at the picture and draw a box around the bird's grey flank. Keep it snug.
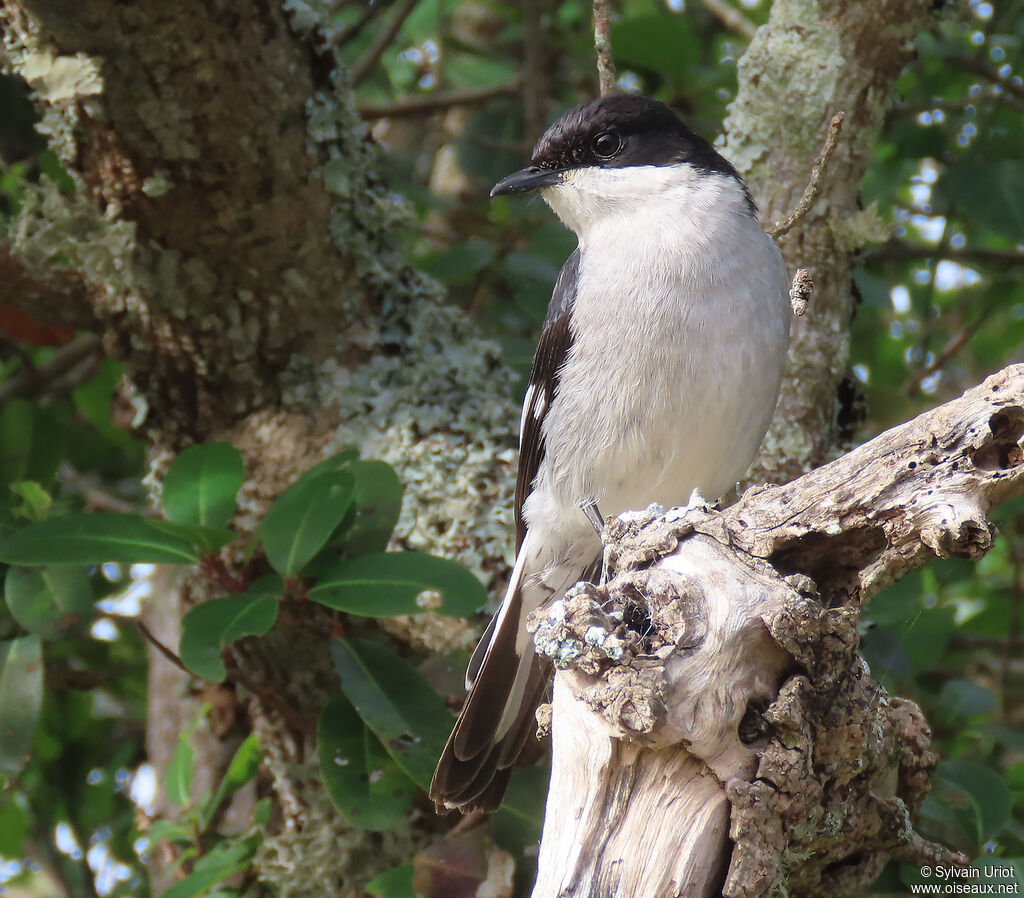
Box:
[430,94,792,813]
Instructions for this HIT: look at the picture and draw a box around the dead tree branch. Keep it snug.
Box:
[701,0,757,41]
[531,364,1024,898]
[768,111,846,239]
[593,0,616,96]
[358,81,523,119]
[350,0,421,87]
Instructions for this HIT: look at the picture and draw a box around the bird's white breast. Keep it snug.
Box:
[525,166,791,543]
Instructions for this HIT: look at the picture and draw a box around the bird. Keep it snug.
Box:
[429,94,792,813]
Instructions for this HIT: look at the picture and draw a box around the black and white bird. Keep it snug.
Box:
[430,95,792,812]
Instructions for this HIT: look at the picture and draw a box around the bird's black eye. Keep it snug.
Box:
[591,131,622,159]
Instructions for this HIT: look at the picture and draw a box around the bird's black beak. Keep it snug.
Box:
[490,167,564,198]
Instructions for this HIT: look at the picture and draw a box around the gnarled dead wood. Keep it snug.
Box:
[531,365,1024,898]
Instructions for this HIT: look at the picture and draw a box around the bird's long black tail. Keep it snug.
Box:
[429,547,552,812]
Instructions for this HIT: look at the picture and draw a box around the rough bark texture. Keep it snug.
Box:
[724,0,935,482]
[532,366,1024,897]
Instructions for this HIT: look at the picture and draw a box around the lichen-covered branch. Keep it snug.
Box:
[532,365,1023,898]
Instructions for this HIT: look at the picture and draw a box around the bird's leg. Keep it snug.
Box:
[579,499,604,537]
[578,499,612,585]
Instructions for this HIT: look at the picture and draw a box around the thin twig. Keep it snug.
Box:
[139,614,317,735]
[137,620,190,673]
[593,0,616,96]
[350,0,420,87]
[701,0,757,41]
[768,111,845,239]
[358,81,522,118]
[0,333,103,407]
[947,54,1024,103]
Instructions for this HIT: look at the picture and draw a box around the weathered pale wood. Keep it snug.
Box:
[531,365,1024,898]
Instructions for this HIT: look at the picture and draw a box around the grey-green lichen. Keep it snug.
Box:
[722,0,844,180]
[254,721,431,898]
[276,12,522,595]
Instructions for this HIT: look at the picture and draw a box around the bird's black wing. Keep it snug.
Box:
[514,248,580,552]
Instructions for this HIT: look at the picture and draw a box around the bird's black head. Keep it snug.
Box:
[491,95,745,198]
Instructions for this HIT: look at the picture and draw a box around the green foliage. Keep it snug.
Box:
[310,550,486,617]
[260,467,355,576]
[318,692,417,831]
[150,709,265,898]
[2,1,1024,895]
[0,634,43,777]
[365,865,416,898]
[163,442,246,530]
[179,576,282,682]
[329,638,453,791]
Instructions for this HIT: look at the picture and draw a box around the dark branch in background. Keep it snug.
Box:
[701,0,757,41]
[768,111,845,239]
[871,241,1024,267]
[522,0,545,140]
[58,464,144,514]
[329,0,395,49]
[0,242,100,332]
[593,0,616,96]
[902,299,995,397]
[0,334,103,408]
[947,54,1024,103]
[350,0,420,87]
[358,80,523,118]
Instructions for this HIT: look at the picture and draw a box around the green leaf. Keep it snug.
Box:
[4,565,93,636]
[147,819,195,847]
[0,635,43,778]
[342,461,403,555]
[163,443,245,529]
[159,840,253,898]
[0,789,28,855]
[310,551,486,618]
[0,513,199,565]
[330,638,452,790]
[8,481,52,522]
[200,733,261,831]
[943,159,1024,238]
[261,471,355,576]
[180,576,282,682]
[365,865,415,898]
[166,707,207,808]
[978,724,1024,756]
[492,766,549,850]
[934,760,1013,844]
[146,519,237,554]
[612,14,698,80]
[318,693,415,831]
[938,679,996,719]
[0,400,63,490]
